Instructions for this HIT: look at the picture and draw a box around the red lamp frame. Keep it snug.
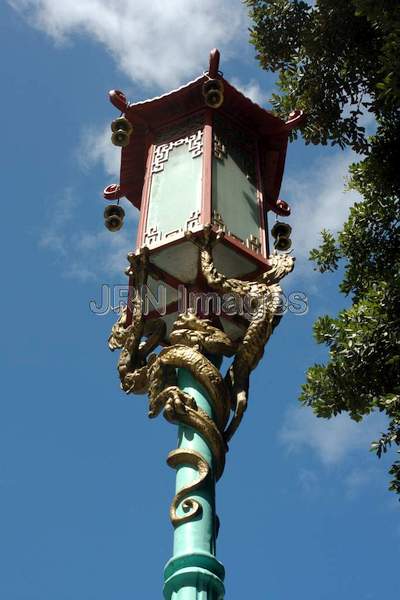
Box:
[104,50,304,331]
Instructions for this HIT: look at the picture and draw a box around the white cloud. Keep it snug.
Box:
[78,125,121,179]
[68,227,135,280]
[39,187,135,280]
[40,122,139,281]
[9,0,248,90]
[298,467,319,495]
[344,467,378,499]
[39,187,76,257]
[231,78,268,106]
[281,149,360,279]
[280,406,387,466]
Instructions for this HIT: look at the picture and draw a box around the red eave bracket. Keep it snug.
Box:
[109,89,128,113]
[267,198,291,217]
[285,110,305,131]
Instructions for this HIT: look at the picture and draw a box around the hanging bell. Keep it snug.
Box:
[271,221,291,239]
[110,117,133,147]
[111,130,130,147]
[271,221,292,252]
[202,78,224,109]
[111,117,133,134]
[274,235,292,252]
[104,204,125,232]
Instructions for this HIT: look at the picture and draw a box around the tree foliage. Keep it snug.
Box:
[246,0,400,494]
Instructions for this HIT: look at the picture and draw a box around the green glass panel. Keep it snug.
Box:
[212,115,260,247]
[212,152,260,243]
[146,140,202,239]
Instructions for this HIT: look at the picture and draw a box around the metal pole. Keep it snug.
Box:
[163,364,225,600]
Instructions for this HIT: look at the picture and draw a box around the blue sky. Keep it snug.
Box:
[1,2,398,599]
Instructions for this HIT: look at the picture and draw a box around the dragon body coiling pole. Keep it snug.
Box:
[108,244,294,600]
[163,365,225,600]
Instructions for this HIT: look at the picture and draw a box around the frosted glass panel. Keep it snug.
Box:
[146,141,202,240]
[212,116,260,247]
[212,152,259,243]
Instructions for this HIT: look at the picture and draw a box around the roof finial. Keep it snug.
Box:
[208,49,220,78]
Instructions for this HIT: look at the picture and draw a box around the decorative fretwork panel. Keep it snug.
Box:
[152,129,203,174]
[212,211,261,254]
[145,131,203,247]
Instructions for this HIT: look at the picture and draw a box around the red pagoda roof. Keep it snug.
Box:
[105,49,303,216]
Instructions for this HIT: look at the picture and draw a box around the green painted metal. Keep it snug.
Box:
[147,143,202,238]
[163,364,225,600]
[212,151,259,243]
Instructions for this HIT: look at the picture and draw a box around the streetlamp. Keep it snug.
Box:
[104,49,302,600]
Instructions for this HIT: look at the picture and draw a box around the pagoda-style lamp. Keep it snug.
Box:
[105,49,302,600]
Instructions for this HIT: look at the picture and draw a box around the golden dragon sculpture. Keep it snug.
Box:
[109,235,294,526]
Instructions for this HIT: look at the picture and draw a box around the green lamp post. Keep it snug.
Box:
[104,49,301,599]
